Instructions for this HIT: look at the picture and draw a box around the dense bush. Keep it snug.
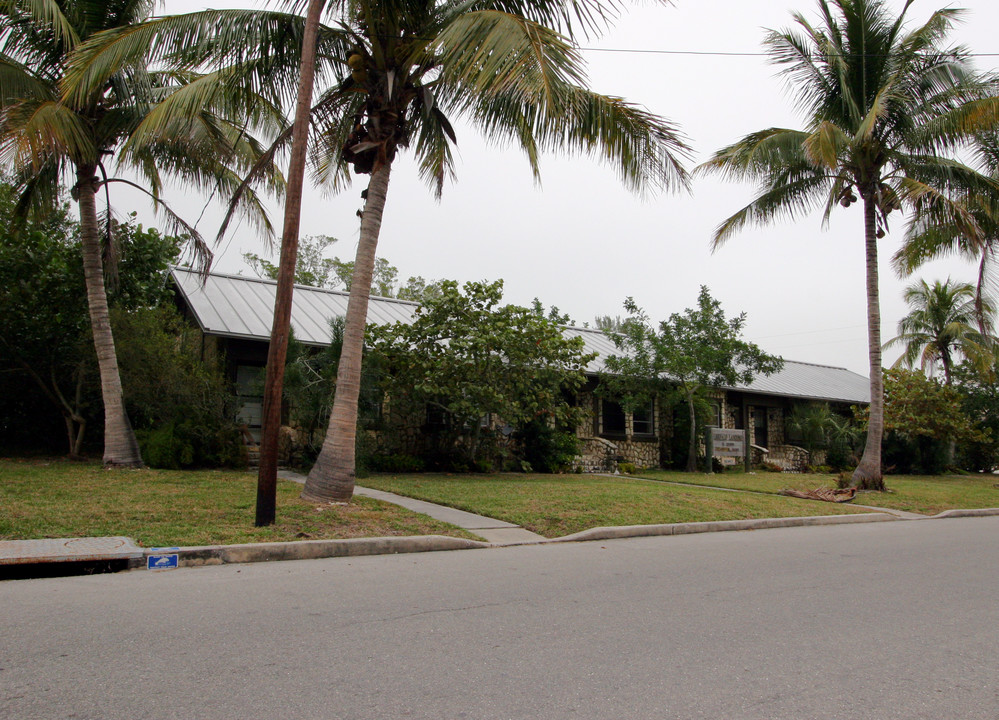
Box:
[882,432,948,475]
[517,420,581,473]
[114,306,244,469]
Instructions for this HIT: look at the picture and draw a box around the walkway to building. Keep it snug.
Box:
[278,470,546,544]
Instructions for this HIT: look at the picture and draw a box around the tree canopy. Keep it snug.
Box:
[368,279,595,466]
[603,286,783,472]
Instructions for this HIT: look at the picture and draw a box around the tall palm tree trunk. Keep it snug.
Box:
[852,193,885,490]
[76,164,142,467]
[255,0,325,526]
[303,162,392,503]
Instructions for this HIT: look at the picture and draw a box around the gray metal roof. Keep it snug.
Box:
[563,325,870,404]
[172,268,870,404]
[172,267,418,346]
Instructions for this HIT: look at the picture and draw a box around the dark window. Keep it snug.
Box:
[632,401,655,435]
[426,404,450,429]
[753,407,769,447]
[235,365,265,439]
[711,402,722,428]
[602,399,626,435]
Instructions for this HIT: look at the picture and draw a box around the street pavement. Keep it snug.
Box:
[2,516,997,719]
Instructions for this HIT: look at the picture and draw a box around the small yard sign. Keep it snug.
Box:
[705,427,750,472]
[711,429,746,458]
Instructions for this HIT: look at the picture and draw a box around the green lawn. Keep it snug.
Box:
[6,459,992,548]
[635,468,999,516]
[0,458,477,547]
[358,472,869,538]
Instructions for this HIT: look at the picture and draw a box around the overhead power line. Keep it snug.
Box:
[581,47,999,58]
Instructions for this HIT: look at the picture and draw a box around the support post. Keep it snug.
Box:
[744,428,751,472]
[705,425,715,474]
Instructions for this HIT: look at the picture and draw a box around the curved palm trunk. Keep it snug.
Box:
[76,165,142,467]
[303,162,392,502]
[255,0,325,526]
[851,194,885,490]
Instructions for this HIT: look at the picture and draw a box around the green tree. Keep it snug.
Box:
[885,278,994,385]
[594,315,624,333]
[113,305,244,470]
[0,175,189,457]
[603,287,784,472]
[368,279,595,467]
[699,0,999,490]
[244,234,435,300]
[863,368,982,474]
[0,183,90,456]
[68,0,691,506]
[0,0,279,467]
[952,359,999,472]
[244,234,342,289]
[302,0,691,501]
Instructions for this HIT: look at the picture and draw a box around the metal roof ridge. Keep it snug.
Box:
[169,265,420,307]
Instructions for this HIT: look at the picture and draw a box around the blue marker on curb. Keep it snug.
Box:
[147,547,180,570]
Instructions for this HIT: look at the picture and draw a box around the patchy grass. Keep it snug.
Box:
[635,468,827,495]
[851,475,999,515]
[359,473,869,538]
[0,458,477,547]
[634,468,999,516]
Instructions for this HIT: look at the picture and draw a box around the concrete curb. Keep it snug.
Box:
[146,535,489,569]
[929,507,999,519]
[549,512,900,543]
[142,512,904,570]
[9,508,999,575]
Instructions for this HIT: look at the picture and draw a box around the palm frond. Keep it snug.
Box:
[711,173,830,249]
[103,176,212,274]
[0,98,94,168]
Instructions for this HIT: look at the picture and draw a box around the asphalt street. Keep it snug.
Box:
[2,516,997,719]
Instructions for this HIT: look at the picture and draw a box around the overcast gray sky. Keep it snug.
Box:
[140,0,999,376]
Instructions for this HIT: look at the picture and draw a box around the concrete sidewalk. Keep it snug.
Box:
[279,469,546,544]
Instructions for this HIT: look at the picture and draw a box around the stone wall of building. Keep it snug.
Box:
[574,437,617,473]
[752,444,809,472]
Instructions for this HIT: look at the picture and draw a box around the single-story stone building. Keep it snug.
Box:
[171,267,871,471]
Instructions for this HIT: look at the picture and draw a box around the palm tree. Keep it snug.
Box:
[69,0,691,502]
[1,0,279,466]
[894,132,999,319]
[298,0,692,502]
[698,0,999,491]
[255,0,324,525]
[885,278,994,384]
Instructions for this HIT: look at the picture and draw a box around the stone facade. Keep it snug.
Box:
[270,379,826,476]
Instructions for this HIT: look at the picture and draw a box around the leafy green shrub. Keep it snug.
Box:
[618,462,637,475]
[114,306,244,469]
[139,422,194,469]
[138,420,244,470]
[517,420,580,473]
[824,438,856,471]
